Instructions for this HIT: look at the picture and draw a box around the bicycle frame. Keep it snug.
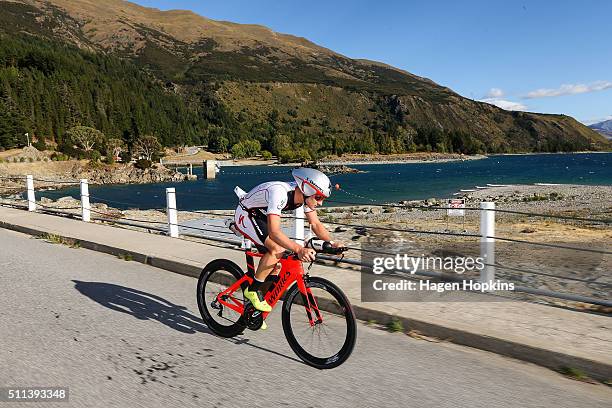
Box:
[215,250,324,326]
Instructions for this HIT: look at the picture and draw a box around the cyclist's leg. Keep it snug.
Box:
[256,238,284,280]
[249,237,284,329]
[234,208,274,312]
[233,206,265,247]
[250,210,285,283]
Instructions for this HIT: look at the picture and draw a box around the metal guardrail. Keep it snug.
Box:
[0,175,609,307]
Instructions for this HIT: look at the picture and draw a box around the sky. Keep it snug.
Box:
[132,0,612,125]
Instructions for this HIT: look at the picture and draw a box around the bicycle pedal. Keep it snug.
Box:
[244,304,264,330]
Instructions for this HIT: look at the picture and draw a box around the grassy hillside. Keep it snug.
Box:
[217,82,609,155]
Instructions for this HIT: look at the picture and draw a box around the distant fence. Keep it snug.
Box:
[0,174,610,307]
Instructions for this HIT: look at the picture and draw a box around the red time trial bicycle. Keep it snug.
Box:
[196,239,357,369]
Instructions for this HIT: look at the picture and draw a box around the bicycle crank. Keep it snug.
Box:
[243,304,264,331]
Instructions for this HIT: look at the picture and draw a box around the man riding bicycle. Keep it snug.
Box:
[231,167,343,323]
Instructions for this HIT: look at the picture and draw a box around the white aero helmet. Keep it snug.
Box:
[292,167,332,198]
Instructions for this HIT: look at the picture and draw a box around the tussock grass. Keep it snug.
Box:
[40,233,80,248]
[117,253,134,261]
[386,317,404,333]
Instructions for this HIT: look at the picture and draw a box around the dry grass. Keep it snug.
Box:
[0,148,24,159]
[0,160,85,178]
[48,0,337,57]
[162,150,218,164]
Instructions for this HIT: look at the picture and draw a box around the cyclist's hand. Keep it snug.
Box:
[297,247,316,262]
[330,241,345,249]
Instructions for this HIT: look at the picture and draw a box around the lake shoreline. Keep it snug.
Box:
[316,155,486,166]
[0,161,194,195]
[166,151,612,167]
[215,151,611,167]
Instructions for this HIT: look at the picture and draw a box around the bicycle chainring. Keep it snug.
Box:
[244,304,264,331]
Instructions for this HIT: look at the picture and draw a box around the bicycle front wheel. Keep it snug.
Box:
[282,277,356,369]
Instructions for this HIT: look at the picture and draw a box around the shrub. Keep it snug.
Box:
[549,192,564,200]
[522,194,548,202]
[50,152,69,161]
[231,139,261,158]
[119,151,132,163]
[230,142,246,159]
[19,157,25,162]
[208,135,229,153]
[261,150,273,160]
[88,150,102,163]
[278,148,311,163]
[33,138,47,151]
[134,159,152,170]
[28,157,33,162]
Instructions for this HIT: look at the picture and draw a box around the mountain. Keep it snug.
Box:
[589,120,612,139]
[0,0,609,158]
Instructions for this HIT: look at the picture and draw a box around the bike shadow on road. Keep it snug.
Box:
[72,280,212,334]
[71,280,304,364]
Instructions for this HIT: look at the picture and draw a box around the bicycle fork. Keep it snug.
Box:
[297,277,323,326]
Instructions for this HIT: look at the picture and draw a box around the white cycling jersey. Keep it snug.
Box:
[239,181,313,216]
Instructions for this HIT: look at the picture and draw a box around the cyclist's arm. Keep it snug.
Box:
[305,210,332,241]
[267,214,302,252]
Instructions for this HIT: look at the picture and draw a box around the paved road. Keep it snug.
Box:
[1,228,610,408]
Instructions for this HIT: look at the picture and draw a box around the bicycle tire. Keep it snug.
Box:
[197,259,246,338]
[282,277,357,369]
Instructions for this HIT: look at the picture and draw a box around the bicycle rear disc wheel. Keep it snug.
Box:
[282,277,356,369]
[197,259,246,338]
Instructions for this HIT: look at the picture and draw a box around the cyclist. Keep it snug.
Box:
[232,167,343,321]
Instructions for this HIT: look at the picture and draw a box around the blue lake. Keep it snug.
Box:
[36,153,611,211]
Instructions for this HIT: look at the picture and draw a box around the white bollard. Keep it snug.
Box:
[293,206,305,245]
[26,175,36,212]
[241,236,252,250]
[479,201,495,283]
[166,187,179,238]
[80,179,90,222]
